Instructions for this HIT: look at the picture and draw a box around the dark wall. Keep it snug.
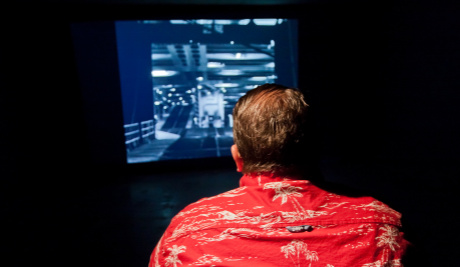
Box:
[2,1,459,266]
[300,3,460,266]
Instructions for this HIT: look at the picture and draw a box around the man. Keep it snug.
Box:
[149,83,408,266]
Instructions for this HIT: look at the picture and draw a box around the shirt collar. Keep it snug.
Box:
[239,172,304,187]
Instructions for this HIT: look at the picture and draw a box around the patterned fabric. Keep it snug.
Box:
[149,173,408,267]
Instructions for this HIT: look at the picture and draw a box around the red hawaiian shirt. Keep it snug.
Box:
[149,173,408,267]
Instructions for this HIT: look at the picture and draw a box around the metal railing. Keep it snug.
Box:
[124,119,155,150]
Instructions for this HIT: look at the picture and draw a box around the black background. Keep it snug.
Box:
[2,0,459,266]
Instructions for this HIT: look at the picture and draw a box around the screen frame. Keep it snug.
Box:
[70,4,306,174]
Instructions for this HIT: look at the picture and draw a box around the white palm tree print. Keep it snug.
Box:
[361,259,401,267]
[374,224,402,266]
[165,245,186,267]
[281,239,319,267]
[264,182,327,221]
[263,182,303,204]
[376,225,400,251]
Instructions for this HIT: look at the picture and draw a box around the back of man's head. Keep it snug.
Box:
[232,83,314,177]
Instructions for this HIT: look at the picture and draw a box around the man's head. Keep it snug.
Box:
[232,83,312,176]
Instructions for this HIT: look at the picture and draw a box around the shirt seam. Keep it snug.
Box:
[177,219,401,232]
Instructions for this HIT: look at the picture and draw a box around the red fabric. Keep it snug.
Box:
[149,173,408,267]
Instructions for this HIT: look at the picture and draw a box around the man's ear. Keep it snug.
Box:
[231,144,244,172]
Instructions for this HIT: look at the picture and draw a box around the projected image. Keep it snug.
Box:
[116,19,298,164]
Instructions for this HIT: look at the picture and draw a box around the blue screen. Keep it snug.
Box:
[115,19,298,164]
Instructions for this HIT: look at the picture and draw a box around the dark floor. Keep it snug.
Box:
[4,156,458,267]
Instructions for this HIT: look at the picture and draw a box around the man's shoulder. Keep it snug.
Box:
[316,189,403,227]
[170,186,250,220]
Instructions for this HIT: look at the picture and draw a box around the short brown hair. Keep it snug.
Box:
[232,83,311,176]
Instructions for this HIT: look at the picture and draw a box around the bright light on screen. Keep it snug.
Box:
[116,19,298,164]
